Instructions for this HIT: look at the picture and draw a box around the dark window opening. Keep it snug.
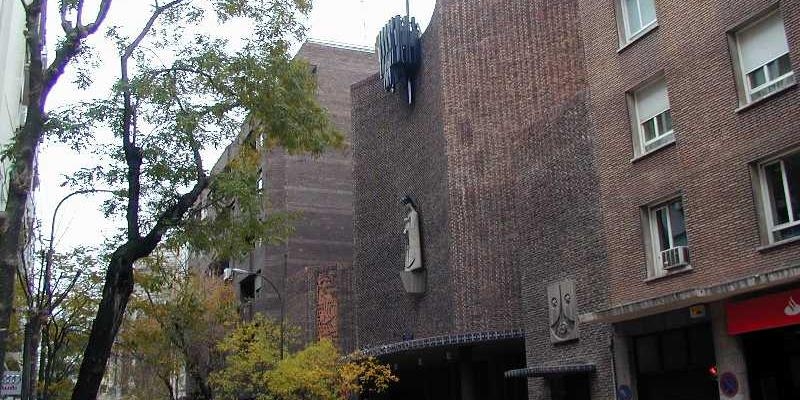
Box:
[549,375,590,400]
[633,323,718,400]
[239,274,255,301]
[743,325,800,400]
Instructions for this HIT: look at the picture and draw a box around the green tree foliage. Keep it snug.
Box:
[209,315,282,399]
[37,249,104,400]
[210,316,397,400]
[30,1,342,397]
[116,250,239,400]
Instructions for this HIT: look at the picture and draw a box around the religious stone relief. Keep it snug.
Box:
[402,196,422,271]
[400,196,426,294]
[547,279,579,343]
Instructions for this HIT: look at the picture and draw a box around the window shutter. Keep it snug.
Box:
[636,80,670,122]
[738,12,790,73]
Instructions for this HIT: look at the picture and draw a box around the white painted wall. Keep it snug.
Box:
[0,0,27,211]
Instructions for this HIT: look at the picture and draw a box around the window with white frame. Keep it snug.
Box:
[632,78,674,155]
[735,11,795,103]
[619,0,657,43]
[647,198,688,275]
[759,150,800,243]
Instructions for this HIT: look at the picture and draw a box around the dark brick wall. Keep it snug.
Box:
[236,42,375,352]
[354,1,615,397]
[437,0,613,398]
[437,0,525,334]
[578,0,800,307]
[351,8,453,349]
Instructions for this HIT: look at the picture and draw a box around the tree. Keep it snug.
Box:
[37,254,102,400]
[16,243,96,400]
[0,0,113,375]
[40,1,341,398]
[116,249,239,400]
[210,316,397,400]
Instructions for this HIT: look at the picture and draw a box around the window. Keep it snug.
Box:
[618,0,657,43]
[759,150,800,243]
[240,275,255,300]
[646,197,688,275]
[631,78,674,156]
[734,11,795,104]
[257,169,264,191]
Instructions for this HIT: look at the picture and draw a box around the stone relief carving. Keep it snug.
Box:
[548,279,579,343]
[402,196,422,272]
[316,271,338,342]
[400,196,426,294]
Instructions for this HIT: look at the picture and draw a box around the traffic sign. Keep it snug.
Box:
[1,371,22,397]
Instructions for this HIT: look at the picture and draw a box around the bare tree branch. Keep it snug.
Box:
[121,0,186,241]
[76,0,86,29]
[84,0,112,31]
[45,0,113,93]
[16,249,32,302]
[171,73,206,179]
[50,271,83,310]
[59,1,72,33]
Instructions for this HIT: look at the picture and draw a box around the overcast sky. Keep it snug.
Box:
[38,0,436,252]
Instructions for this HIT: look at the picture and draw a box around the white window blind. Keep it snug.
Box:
[636,80,670,122]
[738,12,790,73]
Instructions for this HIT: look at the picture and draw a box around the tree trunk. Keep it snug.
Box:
[70,250,136,400]
[185,355,213,400]
[0,1,46,374]
[158,374,176,400]
[37,332,47,400]
[0,104,45,377]
[21,315,42,400]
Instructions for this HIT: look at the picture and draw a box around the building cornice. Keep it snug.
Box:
[581,263,800,324]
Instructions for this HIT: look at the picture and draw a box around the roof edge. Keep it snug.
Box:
[305,38,374,53]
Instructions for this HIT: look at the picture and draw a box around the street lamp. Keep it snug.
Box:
[223,267,285,359]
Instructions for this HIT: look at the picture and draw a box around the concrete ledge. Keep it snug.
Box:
[581,263,800,324]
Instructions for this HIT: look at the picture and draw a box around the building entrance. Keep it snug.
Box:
[549,375,590,400]
[633,324,719,400]
[743,325,800,400]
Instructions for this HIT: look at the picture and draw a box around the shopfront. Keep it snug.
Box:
[612,307,720,400]
[727,286,800,400]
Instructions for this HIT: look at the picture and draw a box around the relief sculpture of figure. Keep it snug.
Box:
[402,196,422,271]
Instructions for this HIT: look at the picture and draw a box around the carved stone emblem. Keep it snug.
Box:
[547,279,578,343]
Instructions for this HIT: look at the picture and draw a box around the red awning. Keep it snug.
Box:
[727,286,800,335]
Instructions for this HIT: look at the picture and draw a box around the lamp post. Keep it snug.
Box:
[223,267,285,359]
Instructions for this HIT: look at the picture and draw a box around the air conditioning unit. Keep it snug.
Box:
[661,246,690,269]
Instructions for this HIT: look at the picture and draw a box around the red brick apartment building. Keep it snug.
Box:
[579,1,800,400]
[350,1,800,400]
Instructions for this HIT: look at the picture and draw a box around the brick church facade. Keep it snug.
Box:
[350,1,800,400]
